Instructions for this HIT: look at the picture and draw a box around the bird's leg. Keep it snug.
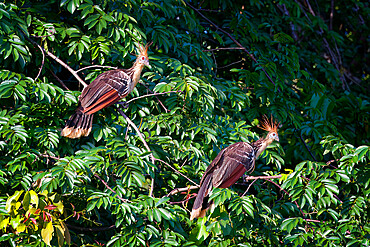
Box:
[117,101,129,109]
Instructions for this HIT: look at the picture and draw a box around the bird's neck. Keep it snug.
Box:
[252,137,273,158]
[128,61,145,87]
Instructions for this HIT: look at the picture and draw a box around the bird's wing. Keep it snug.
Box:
[211,142,255,188]
[79,70,131,114]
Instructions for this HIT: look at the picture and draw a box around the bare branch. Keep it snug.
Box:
[117,108,156,197]
[139,81,169,113]
[155,158,198,186]
[169,194,196,205]
[49,69,70,90]
[303,219,324,223]
[189,47,244,57]
[34,42,45,82]
[267,179,305,217]
[330,0,334,31]
[94,174,131,203]
[186,1,278,89]
[167,175,282,197]
[66,223,116,232]
[241,179,258,197]
[244,175,282,180]
[125,91,183,106]
[24,35,87,88]
[218,59,244,69]
[167,186,199,197]
[299,132,317,161]
[76,65,118,73]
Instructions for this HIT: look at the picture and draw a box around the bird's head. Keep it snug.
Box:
[259,115,280,144]
[136,42,152,68]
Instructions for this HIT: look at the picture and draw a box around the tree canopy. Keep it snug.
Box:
[0,0,369,246]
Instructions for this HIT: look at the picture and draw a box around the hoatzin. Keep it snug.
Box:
[190,116,280,220]
[61,42,152,138]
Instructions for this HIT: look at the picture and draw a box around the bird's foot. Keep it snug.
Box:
[242,174,249,183]
[118,101,129,109]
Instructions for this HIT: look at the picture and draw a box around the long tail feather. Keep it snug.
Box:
[61,110,93,139]
[190,173,213,220]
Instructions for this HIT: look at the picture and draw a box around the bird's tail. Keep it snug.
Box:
[61,109,93,139]
[190,173,213,220]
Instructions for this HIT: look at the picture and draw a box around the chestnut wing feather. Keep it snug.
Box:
[79,70,132,114]
[211,142,255,188]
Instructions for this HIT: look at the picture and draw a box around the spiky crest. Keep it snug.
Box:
[258,114,280,133]
[137,41,152,57]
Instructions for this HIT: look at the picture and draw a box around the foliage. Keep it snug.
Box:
[0,0,369,246]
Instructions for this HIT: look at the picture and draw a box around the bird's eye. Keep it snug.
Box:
[141,56,145,60]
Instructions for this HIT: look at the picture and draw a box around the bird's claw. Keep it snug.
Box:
[118,101,129,109]
[242,174,249,183]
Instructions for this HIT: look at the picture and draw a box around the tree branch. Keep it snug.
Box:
[76,65,118,73]
[66,223,116,232]
[125,91,183,106]
[117,108,155,197]
[167,175,282,197]
[185,1,277,88]
[34,42,45,82]
[24,35,87,88]
[155,158,198,186]
[167,186,199,197]
[241,179,258,197]
[94,174,131,203]
[267,179,306,217]
[299,132,317,161]
[49,69,70,90]
[139,81,169,113]
[169,194,196,205]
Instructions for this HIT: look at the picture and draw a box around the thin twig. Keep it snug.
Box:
[196,8,220,12]
[39,153,60,160]
[34,43,45,82]
[299,132,317,161]
[186,1,277,89]
[167,186,199,197]
[169,194,197,205]
[277,4,298,41]
[155,158,198,186]
[189,47,244,57]
[303,218,324,223]
[117,108,155,197]
[24,35,87,88]
[66,223,116,232]
[244,175,282,180]
[139,81,168,112]
[218,59,244,69]
[49,69,70,90]
[329,0,334,31]
[167,175,282,197]
[76,65,118,73]
[241,179,258,197]
[125,91,183,106]
[267,179,305,217]
[94,174,131,203]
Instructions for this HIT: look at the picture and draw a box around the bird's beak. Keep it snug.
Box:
[144,60,151,69]
[275,136,279,142]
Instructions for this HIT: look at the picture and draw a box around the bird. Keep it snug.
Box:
[190,115,280,220]
[61,42,152,138]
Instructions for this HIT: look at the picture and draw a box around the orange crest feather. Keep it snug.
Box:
[138,41,153,57]
[258,114,280,133]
